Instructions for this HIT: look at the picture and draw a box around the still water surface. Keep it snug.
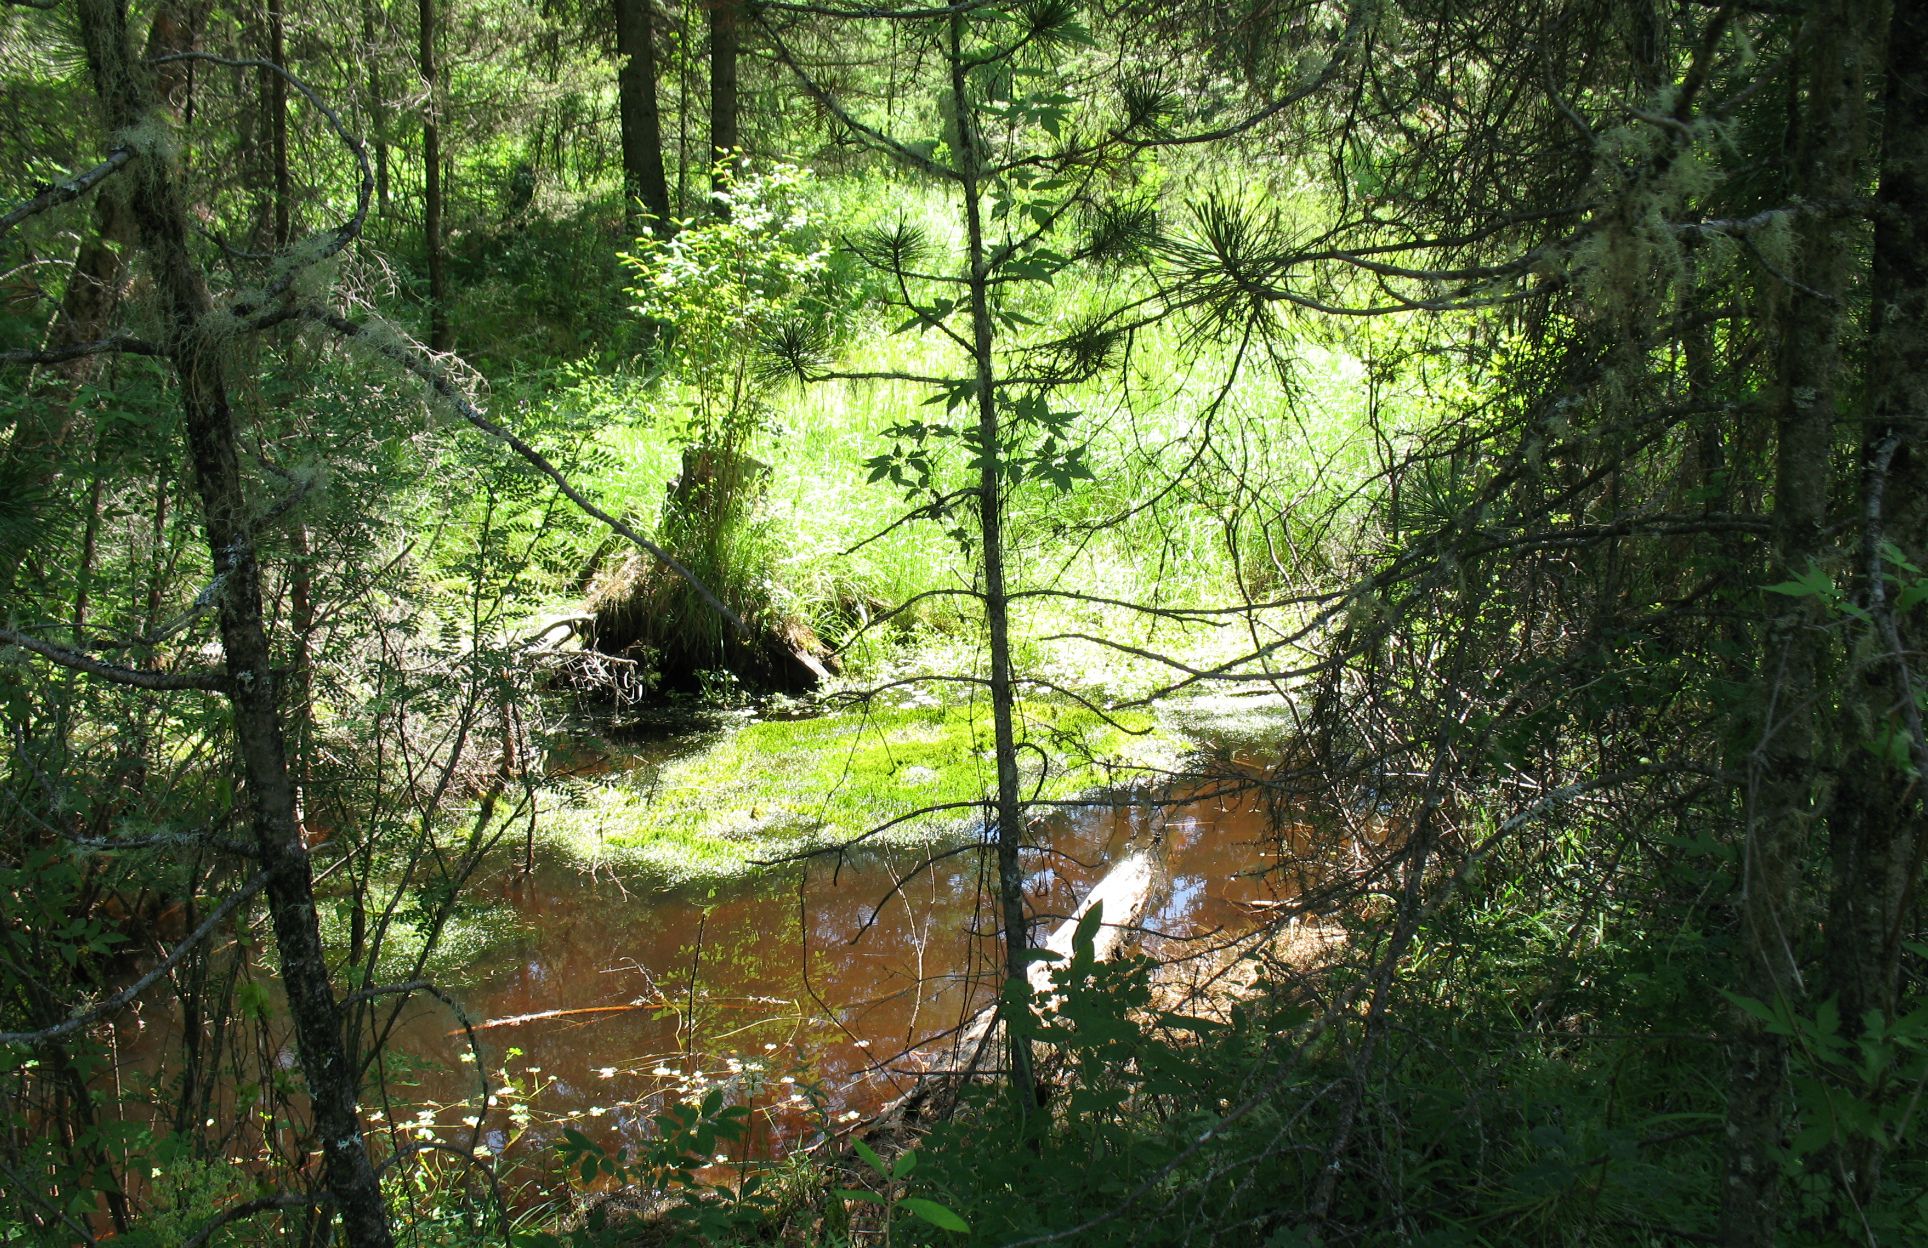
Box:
[116,724,1288,1208]
[376,753,1283,1190]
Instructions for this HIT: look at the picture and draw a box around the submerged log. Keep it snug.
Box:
[951,845,1164,1056]
[862,838,1169,1148]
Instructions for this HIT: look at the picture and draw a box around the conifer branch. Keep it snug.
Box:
[0,147,131,239]
[0,625,229,691]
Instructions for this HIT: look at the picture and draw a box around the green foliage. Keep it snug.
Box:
[537,699,1175,877]
[835,1141,971,1238]
[552,1084,779,1242]
[1725,985,1928,1241]
[627,163,835,449]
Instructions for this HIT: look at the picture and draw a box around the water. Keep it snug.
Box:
[373,777,1284,1198]
[110,724,1290,1210]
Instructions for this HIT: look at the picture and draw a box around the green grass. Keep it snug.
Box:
[474,166,1423,706]
[533,697,1181,880]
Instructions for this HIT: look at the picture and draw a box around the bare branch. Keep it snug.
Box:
[298,307,747,636]
[0,148,131,240]
[146,53,373,297]
[0,625,229,692]
[757,15,959,180]
[342,979,492,1155]
[0,333,165,366]
[0,873,268,1048]
[180,1192,323,1248]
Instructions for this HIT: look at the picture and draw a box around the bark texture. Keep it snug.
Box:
[418,0,449,350]
[708,0,739,210]
[617,0,672,230]
[72,0,395,1241]
[1721,3,1874,1242]
[1821,0,1928,1217]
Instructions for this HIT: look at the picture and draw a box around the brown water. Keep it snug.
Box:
[107,724,1288,1213]
[364,768,1283,1198]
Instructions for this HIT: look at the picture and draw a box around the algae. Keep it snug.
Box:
[532,699,1180,880]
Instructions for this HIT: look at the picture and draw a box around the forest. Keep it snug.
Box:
[1,0,1924,1243]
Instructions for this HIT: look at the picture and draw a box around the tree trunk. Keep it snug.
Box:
[361,0,391,215]
[0,4,187,600]
[1720,5,1872,1243]
[616,0,672,231]
[948,10,1036,1115]
[1822,0,1926,1216]
[418,0,449,351]
[290,521,318,838]
[267,0,291,247]
[707,0,739,211]
[72,0,395,1242]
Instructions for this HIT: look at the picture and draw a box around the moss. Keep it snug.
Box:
[534,699,1180,880]
[313,884,524,987]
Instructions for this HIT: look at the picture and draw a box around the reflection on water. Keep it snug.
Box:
[117,731,1289,1209]
[376,773,1283,1191]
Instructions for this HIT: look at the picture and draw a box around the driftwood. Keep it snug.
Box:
[450,1003,654,1035]
[858,836,1169,1148]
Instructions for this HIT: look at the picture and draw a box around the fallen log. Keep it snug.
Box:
[861,838,1169,1143]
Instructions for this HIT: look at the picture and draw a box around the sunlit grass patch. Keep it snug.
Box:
[535,699,1180,880]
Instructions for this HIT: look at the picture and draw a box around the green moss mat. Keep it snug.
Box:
[533,699,1180,881]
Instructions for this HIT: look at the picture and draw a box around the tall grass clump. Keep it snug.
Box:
[583,165,847,690]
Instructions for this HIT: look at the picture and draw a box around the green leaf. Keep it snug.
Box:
[899,1197,971,1233]
[1812,997,1840,1039]
[1720,989,1785,1031]
[1073,898,1105,962]
[852,1137,886,1175]
[891,1149,917,1180]
[833,1188,885,1205]
[1763,566,1834,599]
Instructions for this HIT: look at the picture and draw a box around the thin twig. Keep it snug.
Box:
[0,873,268,1047]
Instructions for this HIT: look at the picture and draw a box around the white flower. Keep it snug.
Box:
[597,1066,617,1079]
